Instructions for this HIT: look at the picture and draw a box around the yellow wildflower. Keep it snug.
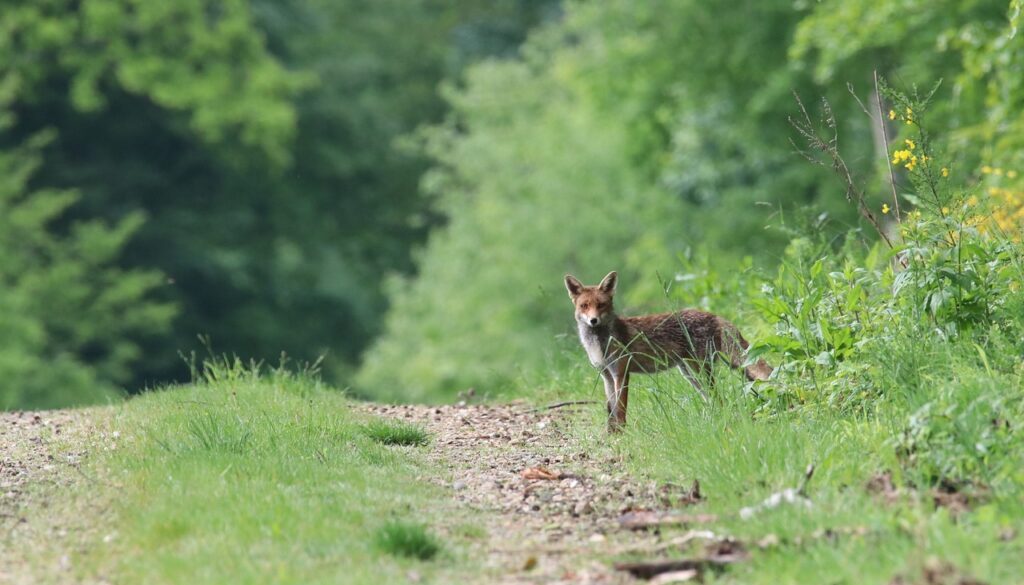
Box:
[882,203,890,214]
[989,187,1000,196]
[905,155,918,171]
[889,110,896,120]
[905,107,913,124]
[982,165,993,174]
[967,195,979,206]
[905,139,915,150]
[994,168,1004,176]
[941,167,949,177]
[1008,170,1019,179]
[941,207,949,214]
[892,149,913,164]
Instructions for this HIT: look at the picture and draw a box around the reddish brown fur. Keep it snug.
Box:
[565,271,772,432]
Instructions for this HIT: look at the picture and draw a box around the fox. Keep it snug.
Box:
[564,271,772,432]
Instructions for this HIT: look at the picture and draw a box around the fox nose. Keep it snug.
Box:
[589,317,599,325]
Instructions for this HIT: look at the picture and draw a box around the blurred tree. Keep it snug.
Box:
[1,0,310,390]
[0,0,559,398]
[0,132,175,409]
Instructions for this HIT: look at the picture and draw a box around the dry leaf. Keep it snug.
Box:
[521,466,562,480]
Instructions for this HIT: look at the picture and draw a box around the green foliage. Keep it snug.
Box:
[0,0,308,165]
[734,90,1024,494]
[0,134,174,409]
[897,369,1023,489]
[792,0,1024,171]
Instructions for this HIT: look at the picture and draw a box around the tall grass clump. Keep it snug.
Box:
[363,419,431,447]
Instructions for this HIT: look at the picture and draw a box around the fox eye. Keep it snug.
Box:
[580,303,589,310]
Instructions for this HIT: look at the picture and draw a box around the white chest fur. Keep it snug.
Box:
[577,323,610,369]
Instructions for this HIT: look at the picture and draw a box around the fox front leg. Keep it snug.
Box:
[600,369,616,415]
[608,362,630,433]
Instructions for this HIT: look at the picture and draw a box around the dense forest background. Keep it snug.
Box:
[2,0,1022,408]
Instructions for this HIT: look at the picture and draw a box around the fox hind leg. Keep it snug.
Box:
[677,363,710,403]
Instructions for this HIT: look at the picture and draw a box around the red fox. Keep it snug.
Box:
[564,271,772,431]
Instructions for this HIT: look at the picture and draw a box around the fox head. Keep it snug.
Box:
[564,271,617,328]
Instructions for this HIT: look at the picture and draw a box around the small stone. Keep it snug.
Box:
[588,533,606,543]
[573,501,593,516]
[452,480,467,491]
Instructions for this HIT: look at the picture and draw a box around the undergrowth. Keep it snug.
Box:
[557,84,1024,584]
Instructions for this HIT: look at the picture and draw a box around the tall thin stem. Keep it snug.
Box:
[874,70,902,223]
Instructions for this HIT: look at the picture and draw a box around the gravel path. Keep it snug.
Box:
[0,409,100,585]
[362,402,704,584]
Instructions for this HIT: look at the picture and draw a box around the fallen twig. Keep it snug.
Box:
[614,551,747,580]
[618,510,719,530]
[617,530,724,554]
[526,400,599,413]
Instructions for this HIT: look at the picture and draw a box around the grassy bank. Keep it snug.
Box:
[541,347,1024,583]
[30,360,460,584]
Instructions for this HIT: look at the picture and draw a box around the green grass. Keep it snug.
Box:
[374,521,442,560]
[362,419,430,446]
[50,361,459,585]
[555,353,1024,584]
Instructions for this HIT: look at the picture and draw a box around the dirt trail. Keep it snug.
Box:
[3,404,705,584]
[362,402,702,584]
[1,409,100,585]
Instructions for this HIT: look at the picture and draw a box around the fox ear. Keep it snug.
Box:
[598,271,618,294]
[564,274,584,299]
